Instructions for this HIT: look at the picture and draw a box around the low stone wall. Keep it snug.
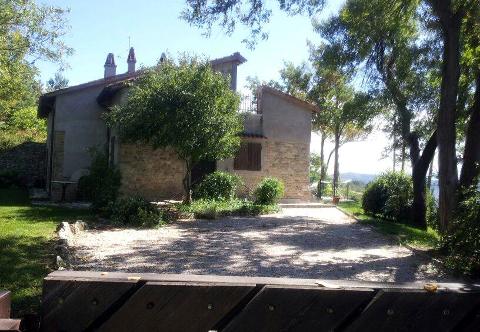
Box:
[0,141,46,187]
[118,143,186,201]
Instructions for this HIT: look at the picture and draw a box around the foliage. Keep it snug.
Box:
[309,153,322,184]
[0,170,21,188]
[193,171,242,200]
[107,55,242,202]
[0,0,72,123]
[0,106,47,152]
[179,198,278,219]
[45,71,69,92]
[0,188,94,316]
[254,177,285,205]
[110,196,164,228]
[362,172,413,223]
[181,0,325,48]
[77,150,121,212]
[443,184,480,276]
[339,200,440,249]
[426,190,439,230]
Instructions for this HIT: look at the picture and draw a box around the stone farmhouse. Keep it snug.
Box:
[38,48,318,202]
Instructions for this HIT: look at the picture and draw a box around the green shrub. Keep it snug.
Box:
[0,171,22,188]
[180,198,279,219]
[193,171,242,200]
[426,190,439,230]
[362,172,412,222]
[254,177,285,205]
[77,150,121,212]
[443,185,480,276]
[111,196,164,227]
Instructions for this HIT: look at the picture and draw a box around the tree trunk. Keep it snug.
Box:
[401,142,406,173]
[393,135,397,171]
[460,74,480,189]
[430,0,462,232]
[317,131,326,198]
[183,159,193,204]
[408,131,437,229]
[333,129,340,198]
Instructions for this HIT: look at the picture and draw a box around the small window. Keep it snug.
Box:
[234,142,261,171]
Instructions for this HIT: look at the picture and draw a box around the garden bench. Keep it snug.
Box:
[39,271,480,331]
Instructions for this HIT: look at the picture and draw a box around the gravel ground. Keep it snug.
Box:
[72,207,451,282]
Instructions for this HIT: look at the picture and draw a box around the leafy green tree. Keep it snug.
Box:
[316,0,440,229]
[107,56,242,203]
[45,72,69,92]
[182,0,325,48]
[0,0,71,145]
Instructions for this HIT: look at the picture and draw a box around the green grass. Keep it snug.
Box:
[338,200,440,250]
[0,188,93,316]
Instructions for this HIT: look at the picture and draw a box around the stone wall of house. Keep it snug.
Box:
[220,139,312,201]
[118,143,186,201]
[0,141,47,187]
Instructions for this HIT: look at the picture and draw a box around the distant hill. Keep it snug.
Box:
[340,172,377,184]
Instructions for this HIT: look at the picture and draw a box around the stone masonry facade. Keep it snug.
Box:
[118,143,185,201]
[231,139,312,201]
[117,139,311,202]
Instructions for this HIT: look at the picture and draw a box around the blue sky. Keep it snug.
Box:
[37,0,395,175]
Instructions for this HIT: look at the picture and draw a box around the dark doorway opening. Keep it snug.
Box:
[191,160,216,187]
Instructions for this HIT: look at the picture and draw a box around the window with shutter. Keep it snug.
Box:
[234,142,261,170]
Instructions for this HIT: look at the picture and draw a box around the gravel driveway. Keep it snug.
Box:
[72,207,449,282]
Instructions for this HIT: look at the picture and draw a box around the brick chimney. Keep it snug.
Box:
[127,47,136,73]
[104,53,116,78]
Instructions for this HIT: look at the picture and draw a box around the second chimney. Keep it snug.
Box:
[127,47,136,73]
[104,53,116,78]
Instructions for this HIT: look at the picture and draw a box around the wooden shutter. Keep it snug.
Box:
[248,143,261,171]
[234,142,261,170]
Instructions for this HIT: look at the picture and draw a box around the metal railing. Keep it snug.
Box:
[239,94,258,113]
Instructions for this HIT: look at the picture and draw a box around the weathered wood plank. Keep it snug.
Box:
[223,285,375,332]
[344,289,480,332]
[97,281,256,332]
[44,271,480,291]
[0,291,11,319]
[41,279,138,332]
[0,319,21,332]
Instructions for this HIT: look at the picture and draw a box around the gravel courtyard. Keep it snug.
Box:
[72,207,450,282]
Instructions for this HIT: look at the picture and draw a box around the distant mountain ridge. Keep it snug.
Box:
[340,172,377,184]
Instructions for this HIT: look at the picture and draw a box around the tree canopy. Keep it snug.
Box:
[107,56,243,202]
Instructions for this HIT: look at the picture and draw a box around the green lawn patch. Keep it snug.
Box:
[338,200,440,250]
[0,188,93,316]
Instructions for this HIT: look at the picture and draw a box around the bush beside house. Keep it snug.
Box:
[362,172,438,228]
[182,172,283,219]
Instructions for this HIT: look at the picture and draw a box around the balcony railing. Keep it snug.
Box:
[239,94,258,113]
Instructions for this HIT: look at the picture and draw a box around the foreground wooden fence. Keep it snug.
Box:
[40,271,480,331]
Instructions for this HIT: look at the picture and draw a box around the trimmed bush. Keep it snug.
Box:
[362,172,412,222]
[443,185,480,276]
[77,150,121,213]
[193,171,242,200]
[111,196,164,227]
[254,177,285,205]
[179,198,278,219]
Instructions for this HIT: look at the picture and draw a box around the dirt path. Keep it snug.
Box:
[72,207,451,282]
